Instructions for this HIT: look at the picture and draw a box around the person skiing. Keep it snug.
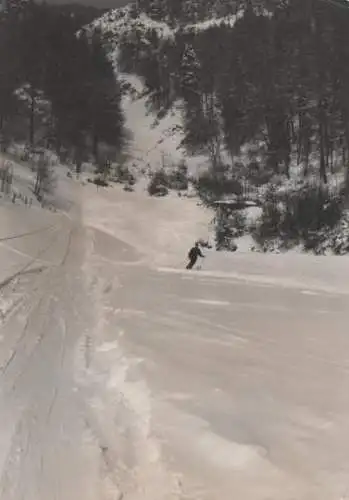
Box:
[186,242,205,270]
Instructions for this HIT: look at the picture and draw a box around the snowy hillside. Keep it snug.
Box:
[120,74,209,177]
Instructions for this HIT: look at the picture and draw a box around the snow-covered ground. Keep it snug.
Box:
[1,151,349,499]
[81,182,349,500]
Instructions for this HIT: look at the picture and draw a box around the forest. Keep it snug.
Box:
[113,0,349,253]
[117,0,349,184]
[0,0,124,169]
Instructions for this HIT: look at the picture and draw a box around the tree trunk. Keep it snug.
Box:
[75,144,83,177]
[343,117,349,200]
[297,112,303,166]
[329,141,334,174]
[319,120,327,184]
[324,116,330,172]
[303,136,310,177]
[93,132,99,165]
[34,170,41,197]
[342,142,347,167]
[208,135,221,170]
[284,151,290,179]
[29,93,35,149]
[0,115,4,152]
[55,134,62,159]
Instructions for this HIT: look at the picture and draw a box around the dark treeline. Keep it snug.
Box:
[118,0,349,184]
[0,0,124,167]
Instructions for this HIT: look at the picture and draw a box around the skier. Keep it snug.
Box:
[186,242,205,270]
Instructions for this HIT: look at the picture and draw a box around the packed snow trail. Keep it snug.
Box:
[1,174,349,499]
[0,192,123,499]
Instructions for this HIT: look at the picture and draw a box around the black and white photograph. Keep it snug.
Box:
[1,1,349,499]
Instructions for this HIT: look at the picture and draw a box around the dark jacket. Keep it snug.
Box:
[188,246,204,260]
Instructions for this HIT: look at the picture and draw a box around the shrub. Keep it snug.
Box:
[247,160,274,187]
[329,214,349,254]
[167,161,188,190]
[114,164,136,185]
[281,185,342,239]
[252,183,344,252]
[147,170,169,196]
[252,186,282,246]
[146,165,188,195]
[195,170,243,207]
[215,210,247,251]
[93,177,109,187]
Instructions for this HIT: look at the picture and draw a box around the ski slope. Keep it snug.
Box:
[0,157,349,499]
[82,182,349,500]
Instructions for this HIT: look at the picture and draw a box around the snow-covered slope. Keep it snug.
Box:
[121,74,208,177]
[2,144,349,500]
[80,176,349,500]
[82,179,212,267]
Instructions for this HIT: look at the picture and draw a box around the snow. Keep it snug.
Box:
[1,150,349,499]
[82,181,212,267]
[184,10,245,33]
[90,5,246,45]
[88,5,175,46]
[81,184,349,499]
[121,73,208,177]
